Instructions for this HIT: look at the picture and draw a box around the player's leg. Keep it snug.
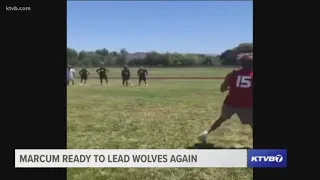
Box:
[128,78,133,86]
[122,78,125,86]
[71,79,75,87]
[84,77,88,84]
[235,108,253,147]
[69,77,75,87]
[80,77,84,85]
[143,76,148,86]
[198,105,234,143]
[125,77,130,86]
[105,77,109,86]
[125,78,129,86]
[128,80,132,86]
[99,76,103,85]
[236,108,253,130]
[67,79,70,86]
[139,76,142,86]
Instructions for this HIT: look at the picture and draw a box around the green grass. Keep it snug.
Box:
[74,67,237,78]
[67,81,252,180]
[67,68,252,180]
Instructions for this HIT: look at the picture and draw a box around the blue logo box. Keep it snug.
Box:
[247,149,287,168]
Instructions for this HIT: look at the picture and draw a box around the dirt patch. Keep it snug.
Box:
[87,76,224,80]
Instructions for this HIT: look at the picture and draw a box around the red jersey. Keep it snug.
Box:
[223,68,253,108]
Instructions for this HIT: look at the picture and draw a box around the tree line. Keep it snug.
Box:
[67,43,252,67]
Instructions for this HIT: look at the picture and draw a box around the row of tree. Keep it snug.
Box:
[67,43,253,67]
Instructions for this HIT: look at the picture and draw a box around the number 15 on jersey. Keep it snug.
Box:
[236,76,252,88]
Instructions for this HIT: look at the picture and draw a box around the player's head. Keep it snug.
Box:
[240,55,253,69]
[124,64,128,69]
[140,66,143,69]
[67,65,71,70]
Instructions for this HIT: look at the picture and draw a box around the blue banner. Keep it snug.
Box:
[247,149,287,168]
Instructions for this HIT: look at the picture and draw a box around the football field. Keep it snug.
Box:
[67,67,253,180]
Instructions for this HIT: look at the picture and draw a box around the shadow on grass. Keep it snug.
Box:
[186,143,250,149]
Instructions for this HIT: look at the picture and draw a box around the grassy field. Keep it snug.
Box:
[67,68,252,180]
[74,67,236,78]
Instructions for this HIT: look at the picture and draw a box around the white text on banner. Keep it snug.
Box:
[15,149,247,168]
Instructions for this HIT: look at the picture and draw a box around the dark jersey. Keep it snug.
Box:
[137,69,148,77]
[223,69,253,108]
[121,69,130,78]
[96,68,108,77]
[79,68,90,77]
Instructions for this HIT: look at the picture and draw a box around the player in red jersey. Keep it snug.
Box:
[198,55,253,144]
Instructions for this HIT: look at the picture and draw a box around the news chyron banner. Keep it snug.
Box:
[15,149,287,168]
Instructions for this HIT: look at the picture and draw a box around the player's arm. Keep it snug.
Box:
[137,70,140,76]
[220,73,232,93]
[145,69,148,76]
[121,70,124,77]
[106,68,109,73]
[96,69,100,74]
[87,70,91,75]
[128,70,131,77]
[79,70,82,76]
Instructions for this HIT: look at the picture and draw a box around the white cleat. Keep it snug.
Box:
[197,131,208,144]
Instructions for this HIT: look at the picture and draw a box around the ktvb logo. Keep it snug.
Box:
[247,149,287,168]
[251,155,283,162]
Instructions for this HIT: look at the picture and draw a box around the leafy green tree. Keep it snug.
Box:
[120,48,129,64]
[66,42,251,67]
